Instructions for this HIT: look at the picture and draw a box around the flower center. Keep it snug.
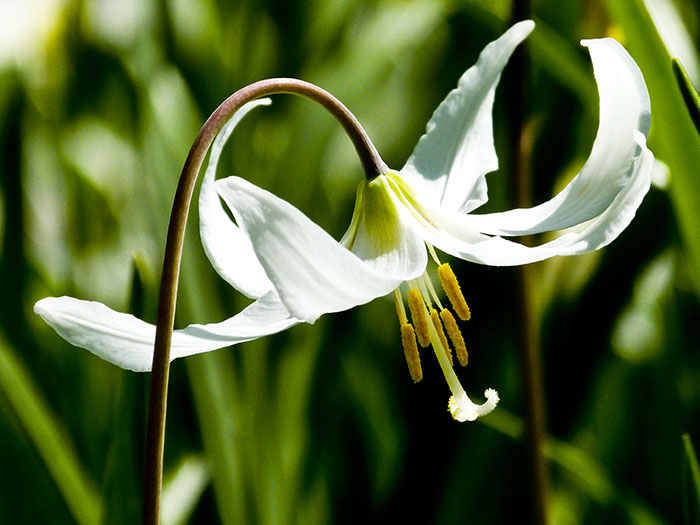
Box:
[393,255,499,421]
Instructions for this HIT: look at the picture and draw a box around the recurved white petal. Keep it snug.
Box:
[402,132,653,266]
[400,20,535,213]
[461,37,651,236]
[34,292,297,372]
[199,98,273,299]
[216,176,426,323]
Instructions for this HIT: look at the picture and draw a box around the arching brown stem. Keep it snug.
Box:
[142,79,386,524]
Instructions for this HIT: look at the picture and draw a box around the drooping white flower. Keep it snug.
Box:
[211,21,652,420]
[34,20,653,421]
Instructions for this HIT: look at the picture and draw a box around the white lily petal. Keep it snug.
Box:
[462,37,651,236]
[216,176,426,323]
[199,98,274,299]
[34,292,297,372]
[400,20,535,213]
[390,133,652,266]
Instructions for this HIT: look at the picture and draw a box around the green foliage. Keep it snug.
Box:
[1,0,699,523]
[673,59,700,137]
[682,434,700,524]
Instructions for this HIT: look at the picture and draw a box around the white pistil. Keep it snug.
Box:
[426,317,498,421]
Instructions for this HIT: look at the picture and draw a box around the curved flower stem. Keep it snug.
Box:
[509,3,550,524]
[142,78,386,524]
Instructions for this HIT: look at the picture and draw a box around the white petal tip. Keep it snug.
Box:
[448,388,500,422]
[32,295,158,372]
[502,20,536,51]
[515,19,535,32]
[34,298,46,313]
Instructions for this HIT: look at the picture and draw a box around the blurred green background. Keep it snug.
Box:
[2,0,700,523]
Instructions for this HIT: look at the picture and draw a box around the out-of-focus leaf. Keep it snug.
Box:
[643,0,700,84]
[604,0,700,298]
[82,0,156,51]
[60,117,138,207]
[274,326,325,523]
[343,346,402,499]
[162,454,209,525]
[461,2,598,113]
[612,251,674,362]
[528,18,598,114]
[186,355,247,525]
[673,59,700,137]
[484,408,669,522]
[100,262,149,523]
[682,434,700,525]
[0,332,103,524]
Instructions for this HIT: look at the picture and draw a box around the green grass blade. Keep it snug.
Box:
[673,59,700,137]
[186,355,247,525]
[0,333,103,524]
[162,454,210,525]
[682,434,700,524]
[484,408,669,522]
[604,0,700,298]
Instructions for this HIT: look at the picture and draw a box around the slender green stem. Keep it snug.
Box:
[141,78,387,524]
[682,433,700,523]
[508,3,550,524]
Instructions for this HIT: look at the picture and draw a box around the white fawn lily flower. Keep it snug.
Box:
[34,20,652,421]
[211,20,652,421]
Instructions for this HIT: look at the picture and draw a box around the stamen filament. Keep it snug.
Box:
[416,278,433,309]
[427,243,442,266]
[393,289,408,325]
[421,273,444,311]
[438,263,471,321]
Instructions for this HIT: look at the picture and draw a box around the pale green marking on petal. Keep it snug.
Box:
[343,176,409,264]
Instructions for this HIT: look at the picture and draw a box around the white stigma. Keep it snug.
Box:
[448,388,500,422]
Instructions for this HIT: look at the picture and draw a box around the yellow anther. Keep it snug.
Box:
[400,323,422,382]
[440,309,468,367]
[438,263,471,321]
[407,288,430,347]
[430,308,453,366]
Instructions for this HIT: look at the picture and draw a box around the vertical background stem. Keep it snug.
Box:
[508,3,551,524]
